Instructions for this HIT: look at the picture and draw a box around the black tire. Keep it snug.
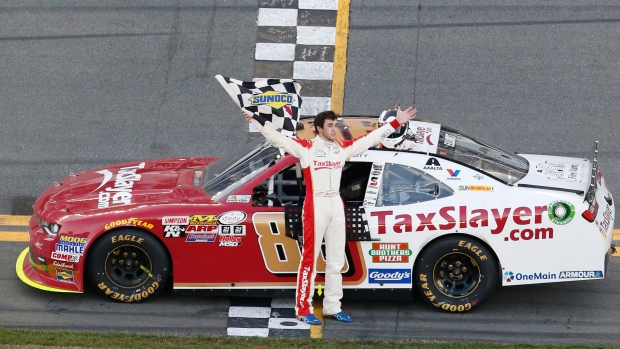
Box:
[87,228,169,303]
[415,236,497,312]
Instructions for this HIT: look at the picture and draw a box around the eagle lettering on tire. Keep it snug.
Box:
[88,229,169,303]
[415,236,497,312]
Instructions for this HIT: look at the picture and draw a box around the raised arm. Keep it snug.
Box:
[242,111,308,158]
[342,106,417,157]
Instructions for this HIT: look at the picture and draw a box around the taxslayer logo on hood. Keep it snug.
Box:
[96,162,145,208]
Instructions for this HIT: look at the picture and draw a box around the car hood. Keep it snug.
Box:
[34,157,219,218]
[516,154,590,193]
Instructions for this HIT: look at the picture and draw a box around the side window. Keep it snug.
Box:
[375,163,453,207]
[253,164,304,206]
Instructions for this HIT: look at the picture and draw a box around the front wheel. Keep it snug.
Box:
[87,229,170,303]
[415,236,497,312]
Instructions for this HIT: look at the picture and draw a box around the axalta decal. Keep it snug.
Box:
[368,269,411,284]
[503,271,557,282]
[96,162,145,208]
[312,160,342,170]
[368,243,412,263]
[370,205,556,240]
[104,218,154,230]
[250,91,295,109]
[55,235,87,255]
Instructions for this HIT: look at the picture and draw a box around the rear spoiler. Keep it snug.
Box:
[584,141,599,205]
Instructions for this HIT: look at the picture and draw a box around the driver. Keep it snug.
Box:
[242,106,416,325]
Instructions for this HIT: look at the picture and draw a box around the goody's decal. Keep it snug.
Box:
[368,243,411,263]
[218,211,247,225]
[96,162,145,208]
[368,269,412,284]
[55,235,87,255]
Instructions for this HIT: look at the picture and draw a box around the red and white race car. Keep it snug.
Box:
[16,115,615,312]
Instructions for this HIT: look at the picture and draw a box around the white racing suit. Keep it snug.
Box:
[251,117,401,316]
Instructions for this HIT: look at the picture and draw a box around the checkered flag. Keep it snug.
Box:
[216,75,302,136]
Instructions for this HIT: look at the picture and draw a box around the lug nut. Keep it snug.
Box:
[448,264,453,270]
[113,250,120,256]
[455,261,462,266]
[462,267,467,273]
[131,253,137,258]
[449,273,454,278]
[123,252,128,257]
[119,259,124,265]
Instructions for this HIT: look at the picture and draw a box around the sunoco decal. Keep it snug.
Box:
[249,91,295,109]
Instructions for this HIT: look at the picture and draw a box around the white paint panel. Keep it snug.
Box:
[299,0,338,10]
[297,26,336,45]
[227,327,270,337]
[255,43,296,61]
[294,61,334,80]
[268,318,311,330]
[300,96,331,115]
[228,306,271,318]
[257,8,298,26]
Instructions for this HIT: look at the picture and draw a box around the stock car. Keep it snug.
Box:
[16,114,615,312]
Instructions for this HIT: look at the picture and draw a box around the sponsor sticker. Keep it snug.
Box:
[55,235,87,255]
[547,200,575,225]
[558,271,603,279]
[164,225,186,238]
[96,162,145,208]
[51,251,80,262]
[446,169,461,180]
[219,225,246,236]
[458,185,493,192]
[185,233,217,243]
[56,269,74,282]
[53,261,75,269]
[162,216,190,225]
[190,215,217,225]
[218,211,247,225]
[368,243,412,263]
[368,269,412,284]
[219,236,242,247]
[503,271,557,282]
[423,158,442,170]
[226,195,251,203]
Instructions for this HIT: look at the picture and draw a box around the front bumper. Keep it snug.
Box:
[16,247,81,293]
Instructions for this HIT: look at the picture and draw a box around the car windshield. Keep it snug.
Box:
[437,126,529,185]
[203,137,280,200]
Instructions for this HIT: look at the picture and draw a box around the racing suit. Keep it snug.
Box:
[251,117,402,316]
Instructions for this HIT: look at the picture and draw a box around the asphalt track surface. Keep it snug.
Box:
[2,0,620,345]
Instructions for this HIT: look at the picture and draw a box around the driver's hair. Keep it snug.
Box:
[313,111,338,130]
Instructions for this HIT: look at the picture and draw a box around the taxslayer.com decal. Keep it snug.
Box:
[96,162,145,208]
[369,204,557,241]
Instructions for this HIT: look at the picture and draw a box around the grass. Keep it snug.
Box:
[0,329,618,349]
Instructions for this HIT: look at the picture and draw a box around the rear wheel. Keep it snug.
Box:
[415,236,497,312]
[88,229,169,303]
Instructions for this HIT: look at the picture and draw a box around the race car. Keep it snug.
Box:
[16,114,615,312]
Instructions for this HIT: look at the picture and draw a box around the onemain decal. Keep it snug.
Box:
[185,233,217,243]
[368,243,412,263]
[368,269,412,284]
[55,235,87,255]
[226,195,251,203]
[503,271,557,282]
[219,225,246,236]
[96,162,145,208]
[559,271,603,279]
[218,211,247,225]
[370,205,555,241]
